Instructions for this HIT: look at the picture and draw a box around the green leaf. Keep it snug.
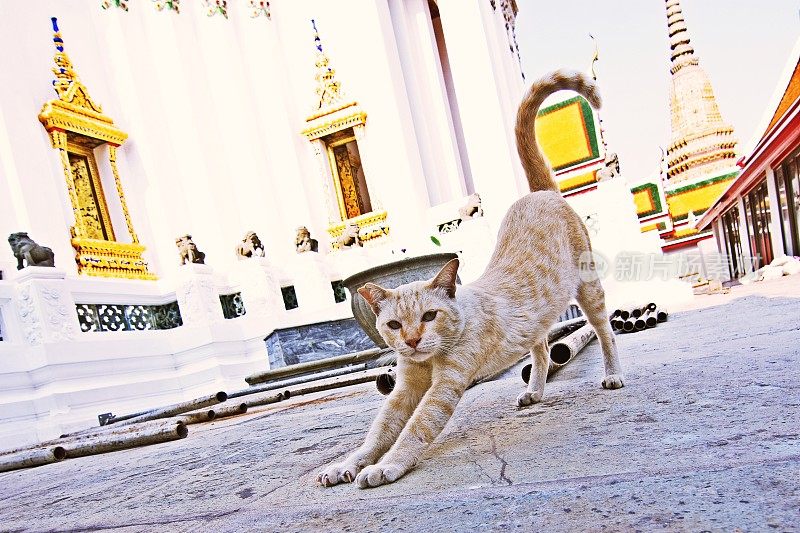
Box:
[430,236,441,246]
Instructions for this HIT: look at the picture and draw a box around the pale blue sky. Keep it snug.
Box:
[515,0,799,181]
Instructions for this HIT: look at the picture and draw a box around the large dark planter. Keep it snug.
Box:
[343,253,458,348]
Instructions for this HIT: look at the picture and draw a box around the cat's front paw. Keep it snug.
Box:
[516,390,542,407]
[602,374,625,389]
[316,461,360,487]
[355,463,405,489]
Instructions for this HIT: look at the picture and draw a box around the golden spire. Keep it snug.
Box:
[301,19,366,140]
[311,19,344,111]
[50,17,79,99]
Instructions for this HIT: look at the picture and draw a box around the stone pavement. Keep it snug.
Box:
[2,277,799,532]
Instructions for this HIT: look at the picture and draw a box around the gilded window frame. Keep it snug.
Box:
[66,141,116,242]
[324,130,361,221]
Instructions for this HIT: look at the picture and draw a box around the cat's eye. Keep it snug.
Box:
[387,320,402,330]
[421,310,438,322]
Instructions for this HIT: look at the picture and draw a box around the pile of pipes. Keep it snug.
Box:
[0,391,236,474]
[610,303,668,334]
[0,347,395,474]
[519,317,597,386]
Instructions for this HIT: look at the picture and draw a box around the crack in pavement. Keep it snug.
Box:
[488,433,512,486]
[466,459,495,485]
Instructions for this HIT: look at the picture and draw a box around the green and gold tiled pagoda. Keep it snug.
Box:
[632,0,739,250]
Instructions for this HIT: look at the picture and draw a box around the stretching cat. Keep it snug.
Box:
[317,70,624,489]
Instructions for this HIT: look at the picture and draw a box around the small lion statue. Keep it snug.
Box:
[458,193,484,222]
[176,234,205,265]
[336,222,362,249]
[295,226,318,254]
[596,152,620,182]
[235,231,265,260]
[8,232,55,270]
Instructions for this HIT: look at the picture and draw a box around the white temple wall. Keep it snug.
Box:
[236,4,318,259]
[146,6,244,276]
[269,1,341,245]
[0,106,31,276]
[91,8,185,277]
[436,0,527,230]
[386,0,468,207]
[431,15,476,199]
[481,1,528,196]
[353,0,434,241]
[0,0,536,446]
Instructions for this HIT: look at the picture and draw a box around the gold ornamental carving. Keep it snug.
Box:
[68,143,116,241]
[301,20,367,141]
[38,18,155,280]
[331,143,362,219]
[71,238,156,280]
[327,210,389,247]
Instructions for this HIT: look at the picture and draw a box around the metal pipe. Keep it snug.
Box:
[284,368,386,399]
[645,310,658,328]
[244,392,285,409]
[59,417,187,440]
[549,323,596,365]
[213,403,248,419]
[229,364,369,399]
[177,410,216,425]
[61,421,188,459]
[521,322,599,384]
[102,408,150,426]
[657,309,669,322]
[0,447,66,473]
[117,392,227,426]
[3,419,191,472]
[244,348,387,385]
[634,316,646,331]
[0,420,190,473]
[375,372,396,395]
[523,344,593,384]
[646,302,657,312]
[623,319,635,332]
[548,317,587,343]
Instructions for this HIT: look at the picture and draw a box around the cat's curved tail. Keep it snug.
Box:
[515,69,602,192]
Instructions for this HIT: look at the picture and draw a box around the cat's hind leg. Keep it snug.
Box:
[517,339,549,407]
[576,279,624,389]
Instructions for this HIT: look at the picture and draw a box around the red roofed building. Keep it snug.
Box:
[697,39,800,279]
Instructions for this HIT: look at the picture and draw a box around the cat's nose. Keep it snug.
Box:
[405,337,420,349]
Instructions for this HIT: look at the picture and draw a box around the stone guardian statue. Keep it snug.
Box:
[176,234,206,265]
[8,232,55,269]
[235,231,265,260]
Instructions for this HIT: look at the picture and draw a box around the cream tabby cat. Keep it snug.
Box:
[317,69,624,489]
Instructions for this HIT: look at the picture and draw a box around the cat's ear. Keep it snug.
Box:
[429,258,459,298]
[358,283,389,313]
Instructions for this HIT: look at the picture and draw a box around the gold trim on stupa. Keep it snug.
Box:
[38,17,156,280]
[664,0,737,185]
